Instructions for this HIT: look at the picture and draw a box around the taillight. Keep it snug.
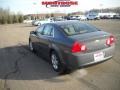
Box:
[106,35,115,46]
[72,41,87,53]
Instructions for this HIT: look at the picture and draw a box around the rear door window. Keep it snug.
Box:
[42,25,54,36]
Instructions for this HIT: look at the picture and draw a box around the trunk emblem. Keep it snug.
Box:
[95,40,100,43]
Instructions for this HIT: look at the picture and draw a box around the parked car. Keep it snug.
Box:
[23,20,33,24]
[64,16,71,20]
[32,20,41,26]
[113,15,120,19]
[79,15,87,20]
[86,15,100,20]
[39,18,54,25]
[98,12,119,19]
[32,18,54,26]
[29,20,115,74]
[69,16,79,20]
[54,17,65,21]
[86,11,100,20]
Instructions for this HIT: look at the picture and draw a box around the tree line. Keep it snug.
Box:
[90,7,120,14]
[0,8,24,24]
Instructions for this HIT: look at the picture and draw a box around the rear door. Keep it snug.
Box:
[37,24,54,58]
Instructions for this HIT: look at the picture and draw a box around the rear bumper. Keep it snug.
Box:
[80,55,112,67]
[65,45,115,70]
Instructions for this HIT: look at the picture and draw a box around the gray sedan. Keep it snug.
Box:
[29,20,115,74]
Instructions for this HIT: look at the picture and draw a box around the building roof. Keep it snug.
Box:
[26,13,66,17]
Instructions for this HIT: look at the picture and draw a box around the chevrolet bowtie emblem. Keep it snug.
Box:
[95,40,100,42]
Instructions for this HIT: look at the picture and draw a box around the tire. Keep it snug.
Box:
[50,51,65,74]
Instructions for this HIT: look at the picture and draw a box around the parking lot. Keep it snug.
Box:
[0,20,120,90]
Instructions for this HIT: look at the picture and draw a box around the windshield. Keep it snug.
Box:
[60,22,98,36]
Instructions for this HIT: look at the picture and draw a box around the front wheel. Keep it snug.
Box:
[51,51,65,74]
[29,40,35,52]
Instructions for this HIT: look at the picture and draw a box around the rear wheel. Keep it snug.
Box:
[51,51,65,74]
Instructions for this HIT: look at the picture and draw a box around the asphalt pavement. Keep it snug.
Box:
[0,20,120,90]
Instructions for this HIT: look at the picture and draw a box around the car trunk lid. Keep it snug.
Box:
[69,31,110,53]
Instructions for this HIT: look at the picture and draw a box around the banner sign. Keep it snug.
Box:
[41,0,78,8]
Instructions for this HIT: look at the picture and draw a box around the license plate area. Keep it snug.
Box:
[94,52,104,62]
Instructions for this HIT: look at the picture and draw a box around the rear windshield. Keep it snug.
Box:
[60,22,98,36]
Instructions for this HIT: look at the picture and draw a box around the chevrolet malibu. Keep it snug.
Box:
[29,20,115,73]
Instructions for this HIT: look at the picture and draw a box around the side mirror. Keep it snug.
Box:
[30,31,37,34]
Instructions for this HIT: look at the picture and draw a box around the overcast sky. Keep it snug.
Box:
[0,0,120,14]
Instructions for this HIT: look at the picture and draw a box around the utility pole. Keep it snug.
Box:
[33,2,38,20]
[100,4,103,13]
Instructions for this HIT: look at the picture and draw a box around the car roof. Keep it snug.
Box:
[45,20,85,26]
[53,20,84,26]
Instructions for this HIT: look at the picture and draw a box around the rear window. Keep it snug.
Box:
[60,22,98,36]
